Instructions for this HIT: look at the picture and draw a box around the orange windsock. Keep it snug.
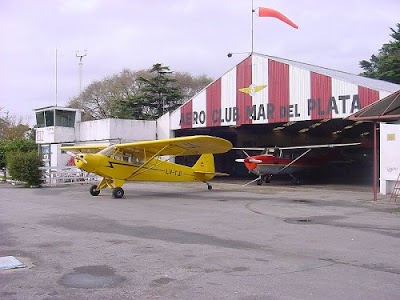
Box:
[257,7,298,29]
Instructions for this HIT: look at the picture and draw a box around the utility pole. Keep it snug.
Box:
[76,50,87,93]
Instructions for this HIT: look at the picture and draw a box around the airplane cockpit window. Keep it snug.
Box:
[99,145,116,157]
[123,153,131,162]
[265,147,279,156]
[99,146,143,164]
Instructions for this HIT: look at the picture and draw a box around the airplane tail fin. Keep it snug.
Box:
[192,154,215,180]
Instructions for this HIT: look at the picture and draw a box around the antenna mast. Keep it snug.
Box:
[76,50,87,93]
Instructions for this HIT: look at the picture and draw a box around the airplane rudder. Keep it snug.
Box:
[192,153,215,173]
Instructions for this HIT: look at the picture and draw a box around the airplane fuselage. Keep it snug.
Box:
[75,153,214,183]
[244,154,320,176]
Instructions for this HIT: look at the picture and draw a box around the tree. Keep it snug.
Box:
[68,69,149,121]
[360,23,400,84]
[114,64,184,120]
[174,72,212,100]
[68,65,213,120]
[0,108,31,140]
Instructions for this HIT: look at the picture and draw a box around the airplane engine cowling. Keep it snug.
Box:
[244,161,257,170]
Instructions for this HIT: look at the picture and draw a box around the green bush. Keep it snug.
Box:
[7,151,42,187]
[0,138,37,169]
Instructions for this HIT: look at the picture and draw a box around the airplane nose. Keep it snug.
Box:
[244,157,258,170]
[74,154,86,168]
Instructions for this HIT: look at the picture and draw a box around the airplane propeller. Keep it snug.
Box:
[235,157,262,163]
[66,151,87,164]
[235,149,262,163]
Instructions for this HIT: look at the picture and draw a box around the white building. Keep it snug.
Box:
[34,106,159,168]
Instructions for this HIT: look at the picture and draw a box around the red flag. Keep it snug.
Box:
[257,7,298,29]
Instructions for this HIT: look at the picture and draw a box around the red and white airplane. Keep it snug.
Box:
[234,142,361,185]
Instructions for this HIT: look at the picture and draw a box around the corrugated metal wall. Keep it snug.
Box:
[171,54,395,130]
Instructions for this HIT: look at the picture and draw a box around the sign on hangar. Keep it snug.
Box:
[170,53,399,131]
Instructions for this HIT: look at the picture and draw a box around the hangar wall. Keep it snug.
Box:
[156,112,171,140]
[170,53,396,130]
[79,119,156,143]
[380,122,400,195]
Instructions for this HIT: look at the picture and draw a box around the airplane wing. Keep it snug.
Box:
[60,144,109,152]
[232,147,266,151]
[233,142,361,152]
[114,135,232,157]
[279,142,361,150]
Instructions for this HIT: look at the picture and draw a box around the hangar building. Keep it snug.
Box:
[163,53,400,182]
[35,53,400,192]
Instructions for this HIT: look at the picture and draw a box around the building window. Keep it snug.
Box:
[45,110,54,127]
[35,112,45,128]
[36,111,54,127]
[55,110,75,127]
[36,110,75,128]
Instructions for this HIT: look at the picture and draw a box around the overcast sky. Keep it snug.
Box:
[0,0,399,125]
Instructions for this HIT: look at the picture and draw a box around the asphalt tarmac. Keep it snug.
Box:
[1,180,399,300]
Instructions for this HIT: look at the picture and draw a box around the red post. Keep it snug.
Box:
[373,121,377,201]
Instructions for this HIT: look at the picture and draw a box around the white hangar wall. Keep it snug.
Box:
[156,112,172,140]
[171,53,398,130]
[380,122,400,195]
[79,119,156,143]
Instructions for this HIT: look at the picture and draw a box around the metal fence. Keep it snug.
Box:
[40,167,99,186]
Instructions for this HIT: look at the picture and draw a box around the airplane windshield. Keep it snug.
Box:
[263,147,280,156]
[99,145,116,157]
[98,145,143,164]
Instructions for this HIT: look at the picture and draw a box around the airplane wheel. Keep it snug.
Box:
[112,187,124,198]
[257,178,263,185]
[90,185,100,196]
[208,185,212,190]
[293,178,301,185]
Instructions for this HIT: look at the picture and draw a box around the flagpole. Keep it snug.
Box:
[251,0,254,54]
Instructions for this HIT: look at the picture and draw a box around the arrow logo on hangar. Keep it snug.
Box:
[238,84,267,96]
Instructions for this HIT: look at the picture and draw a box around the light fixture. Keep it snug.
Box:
[298,128,309,133]
[227,52,251,58]
[310,122,321,128]
[283,121,296,127]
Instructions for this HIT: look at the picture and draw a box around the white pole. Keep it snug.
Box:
[55,48,58,106]
[251,0,254,54]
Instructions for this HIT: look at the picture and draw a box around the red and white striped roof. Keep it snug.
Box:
[170,53,400,130]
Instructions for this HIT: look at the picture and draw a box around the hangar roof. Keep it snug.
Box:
[170,53,400,130]
[348,89,400,121]
[256,53,400,93]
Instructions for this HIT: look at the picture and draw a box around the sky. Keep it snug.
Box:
[0,0,399,125]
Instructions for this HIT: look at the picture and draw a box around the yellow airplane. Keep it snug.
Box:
[61,135,232,198]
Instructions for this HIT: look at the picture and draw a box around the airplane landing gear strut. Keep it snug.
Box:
[289,174,301,185]
[204,181,212,190]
